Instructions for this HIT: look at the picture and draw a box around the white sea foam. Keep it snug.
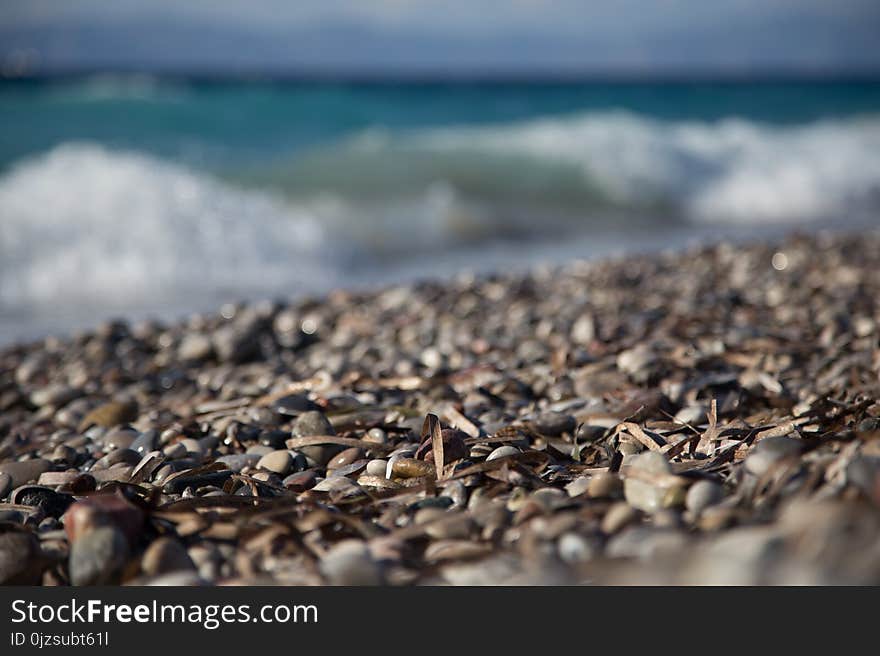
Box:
[0,143,330,310]
[1,112,879,332]
[409,111,880,222]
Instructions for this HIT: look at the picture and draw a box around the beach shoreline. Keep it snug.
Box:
[2,230,880,585]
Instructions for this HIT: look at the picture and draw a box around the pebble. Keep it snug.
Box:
[686,480,724,515]
[130,430,159,455]
[93,448,141,470]
[77,400,138,432]
[531,411,577,436]
[0,459,52,487]
[257,450,295,475]
[366,459,388,476]
[30,384,80,408]
[103,428,139,450]
[623,451,674,513]
[0,529,43,584]
[558,532,597,564]
[364,428,388,444]
[292,410,335,437]
[328,447,364,470]
[486,445,521,461]
[68,526,129,585]
[215,453,261,473]
[588,472,622,498]
[0,472,11,498]
[745,437,803,477]
[63,494,144,546]
[606,527,688,560]
[564,476,591,497]
[141,537,196,576]
[602,501,639,534]
[319,539,382,585]
[178,332,214,361]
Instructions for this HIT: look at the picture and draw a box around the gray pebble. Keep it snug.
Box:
[141,537,196,577]
[0,459,52,487]
[623,451,673,513]
[532,411,576,436]
[292,410,335,437]
[686,480,725,515]
[745,437,802,477]
[319,539,382,585]
[215,453,261,473]
[69,526,129,586]
[366,459,388,476]
[257,450,294,475]
[0,472,12,499]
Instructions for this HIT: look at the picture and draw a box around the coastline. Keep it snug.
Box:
[2,230,880,585]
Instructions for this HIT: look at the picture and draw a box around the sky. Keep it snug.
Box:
[2,0,880,76]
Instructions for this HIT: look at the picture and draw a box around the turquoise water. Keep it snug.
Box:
[1,77,880,341]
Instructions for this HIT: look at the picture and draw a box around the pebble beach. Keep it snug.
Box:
[2,230,880,586]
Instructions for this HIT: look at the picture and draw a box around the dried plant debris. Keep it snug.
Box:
[2,232,880,585]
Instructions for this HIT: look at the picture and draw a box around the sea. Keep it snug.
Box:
[2,77,880,343]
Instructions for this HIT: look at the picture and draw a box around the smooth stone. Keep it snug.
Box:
[364,428,388,444]
[30,384,80,408]
[257,450,294,475]
[558,532,597,564]
[319,539,382,585]
[602,501,639,534]
[606,527,688,560]
[259,429,289,449]
[292,410,335,437]
[141,537,196,576]
[565,476,591,497]
[414,507,471,539]
[103,428,139,450]
[69,526,129,585]
[178,332,214,361]
[50,445,78,466]
[78,400,138,432]
[366,459,388,476]
[0,530,43,584]
[686,480,725,515]
[273,393,319,417]
[328,447,364,470]
[93,448,141,470]
[179,438,204,457]
[63,494,145,546]
[675,405,707,426]
[0,459,52,487]
[623,451,673,514]
[588,472,623,498]
[486,446,521,461]
[130,429,159,455]
[245,444,274,456]
[0,472,11,499]
[531,411,577,436]
[215,453,261,473]
[162,442,188,460]
[745,437,803,477]
[575,424,607,442]
[299,445,343,468]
